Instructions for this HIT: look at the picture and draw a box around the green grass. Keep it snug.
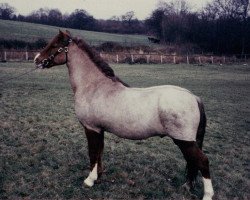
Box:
[0,19,149,45]
[0,63,249,199]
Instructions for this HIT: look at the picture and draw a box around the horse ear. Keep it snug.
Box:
[59,29,64,37]
[65,30,71,37]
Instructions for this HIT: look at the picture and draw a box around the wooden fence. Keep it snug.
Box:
[0,50,38,62]
[0,50,249,65]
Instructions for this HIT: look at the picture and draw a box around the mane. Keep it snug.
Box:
[72,37,129,87]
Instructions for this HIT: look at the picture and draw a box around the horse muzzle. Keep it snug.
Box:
[34,53,43,69]
[34,61,45,69]
[34,58,50,69]
[35,62,44,69]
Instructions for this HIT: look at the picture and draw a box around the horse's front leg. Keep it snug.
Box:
[84,127,104,187]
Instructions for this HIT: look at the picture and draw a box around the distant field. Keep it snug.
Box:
[0,19,149,45]
[0,63,249,199]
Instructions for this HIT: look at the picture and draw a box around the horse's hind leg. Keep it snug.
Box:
[173,139,214,200]
[84,127,104,187]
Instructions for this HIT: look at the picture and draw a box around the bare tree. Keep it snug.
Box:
[0,3,16,20]
[158,0,190,15]
[151,0,192,44]
[28,8,50,24]
[203,0,249,53]
[121,11,136,27]
[48,9,62,26]
[204,0,249,19]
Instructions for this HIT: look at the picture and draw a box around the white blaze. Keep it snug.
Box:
[202,178,214,200]
[34,53,40,62]
[84,163,98,187]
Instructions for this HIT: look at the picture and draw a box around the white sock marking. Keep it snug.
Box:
[84,163,98,187]
[202,178,214,200]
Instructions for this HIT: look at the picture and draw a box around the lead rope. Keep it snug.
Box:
[0,67,39,85]
[0,39,72,85]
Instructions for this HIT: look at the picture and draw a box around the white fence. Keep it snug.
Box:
[0,50,249,64]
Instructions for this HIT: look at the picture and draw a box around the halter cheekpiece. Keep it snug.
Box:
[41,38,72,67]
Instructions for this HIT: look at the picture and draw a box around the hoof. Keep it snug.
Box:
[202,194,213,200]
[202,178,214,200]
[83,177,95,187]
[83,163,98,188]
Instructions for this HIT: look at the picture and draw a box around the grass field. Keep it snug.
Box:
[0,19,149,45]
[0,62,249,199]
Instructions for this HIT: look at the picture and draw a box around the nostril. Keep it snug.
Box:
[34,59,40,65]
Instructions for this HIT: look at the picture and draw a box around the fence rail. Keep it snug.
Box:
[0,50,249,65]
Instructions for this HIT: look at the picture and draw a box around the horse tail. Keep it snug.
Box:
[196,98,207,150]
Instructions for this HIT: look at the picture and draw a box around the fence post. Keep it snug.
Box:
[160,55,163,64]
[146,55,150,64]
[187,55,189,64]
[131,54,134,63]
[173,55,176,64]
[116,54,119,63]
[211,56,214,64]
[4,51,7,61]
[26,51,29,61]
[199,56,201,64]
[223,56,226,63]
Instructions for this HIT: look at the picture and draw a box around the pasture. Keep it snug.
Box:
[0,62,249,199]
[0,19,149,45]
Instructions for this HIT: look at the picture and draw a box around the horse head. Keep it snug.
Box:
[34,30,72,68]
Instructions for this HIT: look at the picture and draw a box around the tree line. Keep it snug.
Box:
[0,3,144,34]
[145,0,250,54]
[0,0,249,54]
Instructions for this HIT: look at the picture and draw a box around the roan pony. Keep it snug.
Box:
[34,30,214,200]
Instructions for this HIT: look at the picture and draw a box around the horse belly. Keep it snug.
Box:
[105,113,164,140]
[99,99,165,140]
[74,101,160,140]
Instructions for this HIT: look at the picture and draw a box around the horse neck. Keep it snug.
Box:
[66,44,107,94]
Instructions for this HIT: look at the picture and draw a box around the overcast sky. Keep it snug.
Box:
[1,0,212,20]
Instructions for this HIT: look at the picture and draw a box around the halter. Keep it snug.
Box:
[41,39,72,67]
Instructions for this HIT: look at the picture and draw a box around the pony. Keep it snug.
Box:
[148,37,160,44]
[34,30,214,200]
